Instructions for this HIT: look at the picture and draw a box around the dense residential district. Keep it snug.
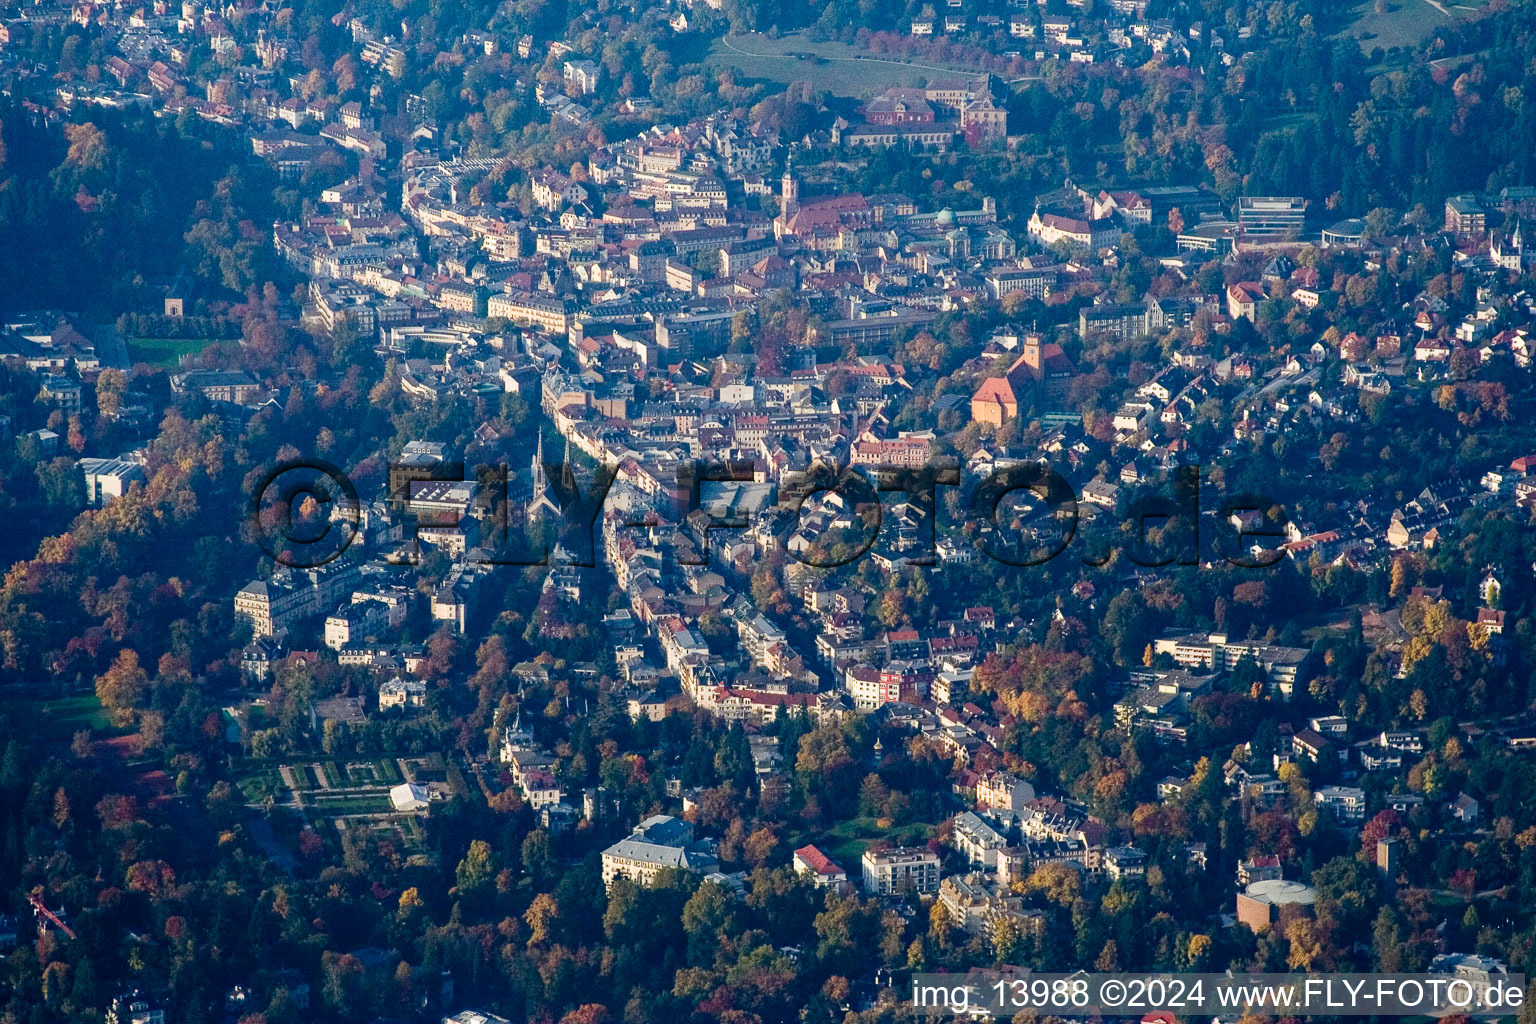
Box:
[7,0,1536,1021]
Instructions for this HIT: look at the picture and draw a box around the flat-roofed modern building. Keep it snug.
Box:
[1321,217,1366,247]
[79,457,146,507]
[404,479,476,522]
[1444,194,1487,235]
[1235,878,1316,931]
[1313,784,1367,822]
[1237,196,1307,241]
[1176,219,1240,255]
[861,845,940,895]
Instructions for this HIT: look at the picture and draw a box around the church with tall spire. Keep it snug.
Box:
[781,145,799,216]
[773,146,801,241]
[528,431,561,520]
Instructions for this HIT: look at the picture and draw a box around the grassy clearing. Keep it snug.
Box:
[125,337,218,367]
[804,816,935,871]
[1338,0,1488,57]
[35,696,113,739]
[703,32,996,96]
[312,793,392,815]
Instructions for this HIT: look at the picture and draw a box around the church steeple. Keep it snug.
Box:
[531,431,546,499]
[529,430,560,520]
[781,146,799,216]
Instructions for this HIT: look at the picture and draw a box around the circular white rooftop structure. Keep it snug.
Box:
[1244,879,1317,906]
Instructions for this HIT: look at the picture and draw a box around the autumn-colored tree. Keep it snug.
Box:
[1286,916,1326,969]
[1360,809,1405,853]
[795,724,853,776]
[96,794,140,829]
[1232,580,1269,608]
[63,122,109,171]
[927,900,955,947]
[744,825,780,868]
[426,627,460,676]
[525,892,558,945]
[95,648,148,726]
[125,859,175,895]
[1025,862,1082,905]
[93,368,126,418]
[1095,939,1121,971]
[858,773,891,818]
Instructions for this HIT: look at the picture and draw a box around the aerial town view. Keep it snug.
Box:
[3,0,1536,1019]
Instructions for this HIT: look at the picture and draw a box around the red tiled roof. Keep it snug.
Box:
[794,845,845,876]
[972,376,1018,406]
